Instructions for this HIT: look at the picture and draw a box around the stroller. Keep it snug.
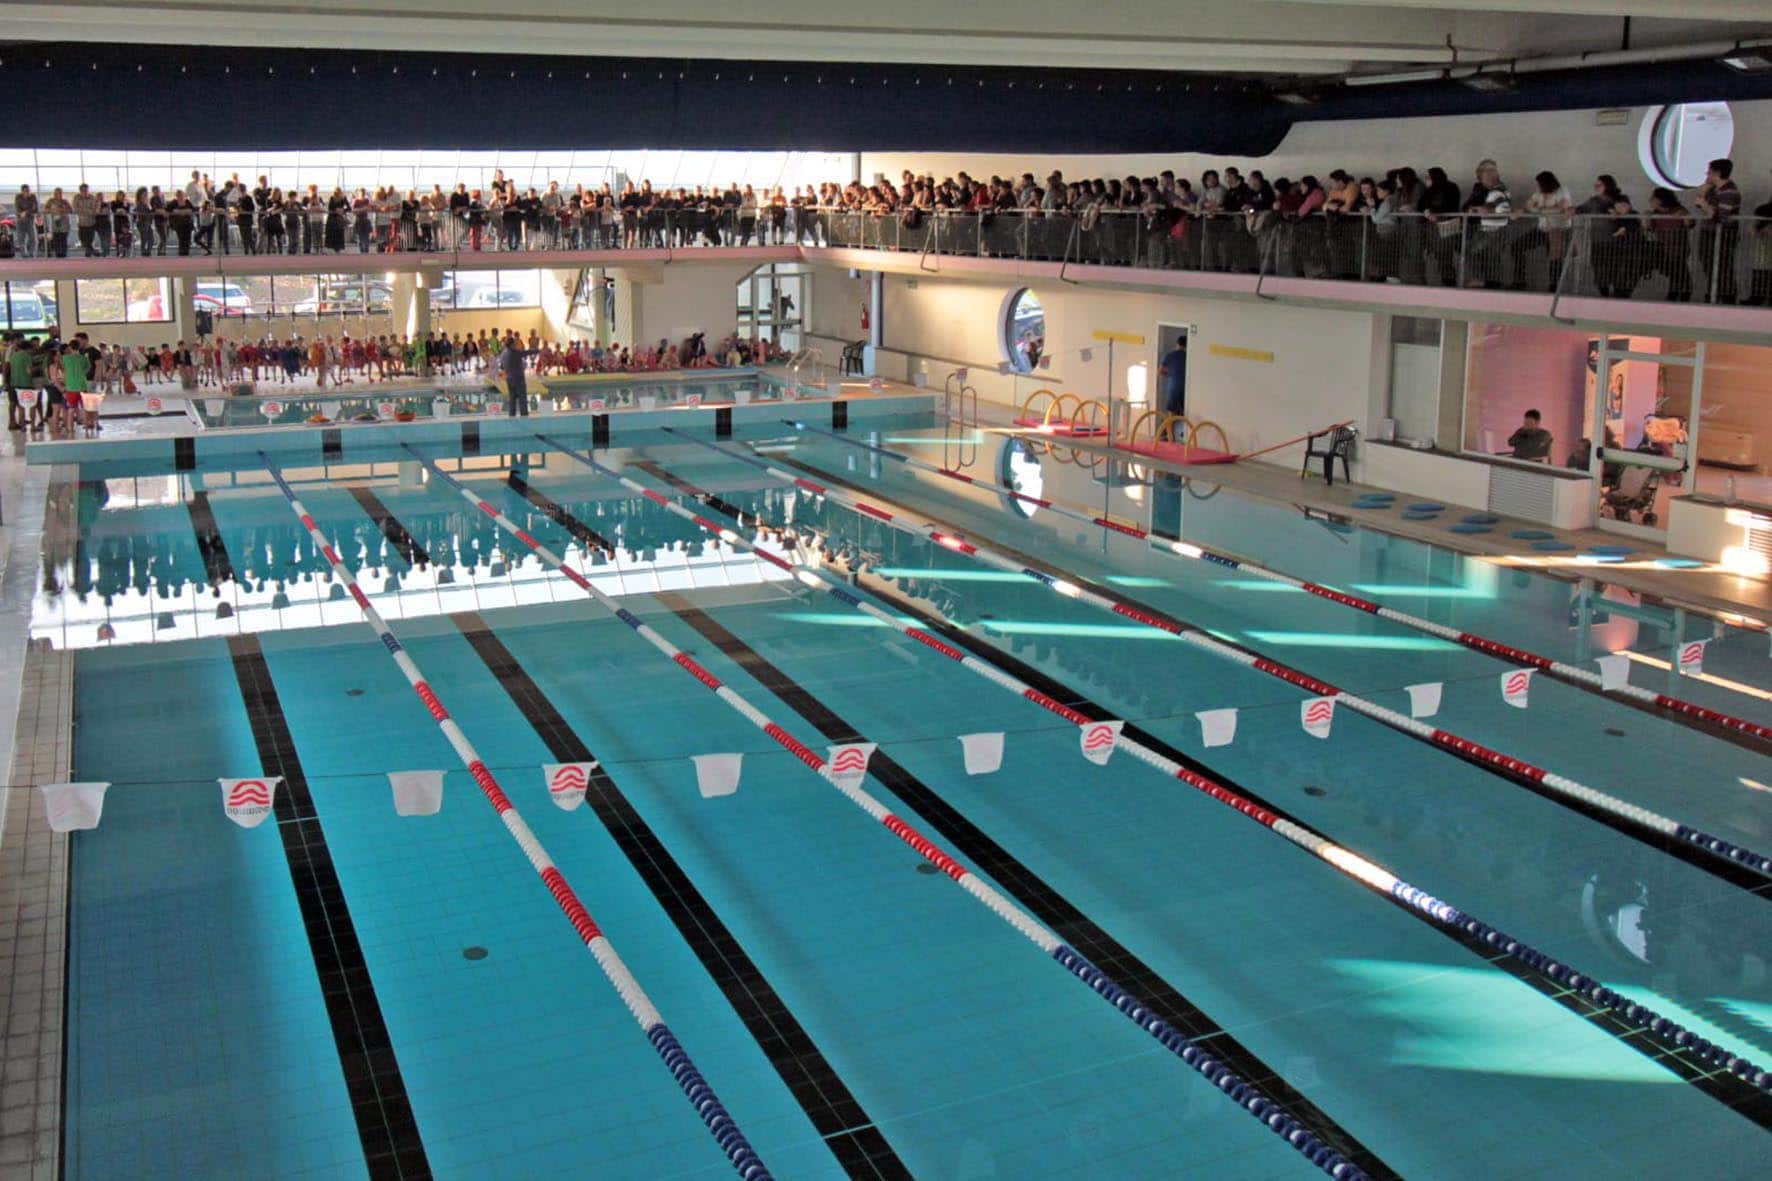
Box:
[1601,465,1662,526]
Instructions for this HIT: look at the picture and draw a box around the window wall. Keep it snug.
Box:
[0,281,55,332]
[0,149,853,200]
[189,269,542,316]
[72,278,173,324]
[1461,322,1595,466]
[430,271,542,311]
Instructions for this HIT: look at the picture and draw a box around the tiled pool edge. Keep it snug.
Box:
[0,639,72,1180]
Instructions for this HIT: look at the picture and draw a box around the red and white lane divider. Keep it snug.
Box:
[603,451,1772,1101]
[676,426,1772,888]
[256,454,773,1181]
[407,441,1371,1181]
[793,419,1772,746]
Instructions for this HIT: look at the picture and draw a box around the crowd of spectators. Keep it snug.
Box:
[0,319,784,436]
[5,156,1769,301]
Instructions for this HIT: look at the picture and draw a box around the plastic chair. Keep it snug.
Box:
[1302,424,1356,486]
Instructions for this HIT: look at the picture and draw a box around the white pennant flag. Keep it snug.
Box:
[40,782,110,832]
[1080,719,1125,765]
[1196,708,1237,748]
[220,777,280,828]
[1501,669,1534,709]
[1596,654,1632,691]
[1405,682,1443,719]
[692,753,742,798]
[824,743,876,789]
[389,770,445,816]
[1677,639,1710,676]
[1301,696,1336,739]
[958,732,1004,775]
[542,762,596,811]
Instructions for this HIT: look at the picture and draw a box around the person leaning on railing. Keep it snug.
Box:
[1750,195,1772,307]
[1645,188,1695,302]
[1693,157,1742,304]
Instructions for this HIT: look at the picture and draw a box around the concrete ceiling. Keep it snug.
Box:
[0,3,1766,75]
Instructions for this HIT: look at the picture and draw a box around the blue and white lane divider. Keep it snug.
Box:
[692,424,1772,890]
[793,420,1772,746]
[257,455,772,1181]
[411,441,1371,1181]
[643,434,1772,1097]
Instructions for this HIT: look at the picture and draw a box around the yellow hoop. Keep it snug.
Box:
[1071,398,1108,435]
[1187,419,1230,456]
[1045,393,1082,426]
[1020,388,1058,423]
[1126,408,1166,446]
[1157,414,1194,443]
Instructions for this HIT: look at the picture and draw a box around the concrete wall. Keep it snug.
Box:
[617,260,754,352]
[809,263,1385,462]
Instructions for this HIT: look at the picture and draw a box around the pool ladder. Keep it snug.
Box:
[943,369,979,471]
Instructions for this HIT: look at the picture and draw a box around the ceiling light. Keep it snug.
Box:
[1273,90,1319,106]
[1720,48,1772,73]
[1344,69,1444,88]
[1459,71,1517,93]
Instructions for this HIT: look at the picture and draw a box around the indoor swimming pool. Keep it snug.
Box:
[42,416,1772,1180]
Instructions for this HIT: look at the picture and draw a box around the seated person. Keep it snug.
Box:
[1505,409,1553,461]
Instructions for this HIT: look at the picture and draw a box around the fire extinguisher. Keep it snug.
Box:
[860,301,870,332]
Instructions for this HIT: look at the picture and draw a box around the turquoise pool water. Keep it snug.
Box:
[51,420,1772,1179]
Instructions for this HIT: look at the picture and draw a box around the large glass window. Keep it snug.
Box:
[1002,288,1044,374]
[1462,322,1591,465]
[73,278,172,325]
[0,281,55,332]
[1386,316,1442,445]
[445,270,542,309]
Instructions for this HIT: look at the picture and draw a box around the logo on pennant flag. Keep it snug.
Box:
[955,367,969,383]
[40,782,111,833]
[542,762,595,811]
[958,732,1004,775]
[377,401,396,419]
[692,753,742,798]
[388,770,445,816]
[220,777,279,828]
[588,398,606,411]
[260,400,283,418]
[1678,639,1709,676]
[16,388,38,409]
[1301,697,1335,739]
[1080,719,1125,765]
[1501,669,1534,709]
[825,742,876,789]
[685,392,703,406]
[145,396,164,415]
[868,376,884,390]
[1196,708,1237,748]
[1405,682,1443,719]
[1596,653,1631,691]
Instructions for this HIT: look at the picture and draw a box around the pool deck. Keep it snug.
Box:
[976,402,1772,627]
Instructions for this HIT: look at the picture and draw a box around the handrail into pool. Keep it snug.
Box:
[634,436,1772,1105]
[791,420,1772,748]
[409,439,1373,1181]
[257,453,774,1181]
[765,422,1772,890]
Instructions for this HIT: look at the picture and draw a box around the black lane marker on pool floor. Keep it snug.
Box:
[451,612,911,1181]
[828,562,1772,1130]
[228,635,433,1180]
[187,489,235,587]
[643,453,1772,1130]
[769,453,1772,899]
[505,472,616,556]
[655,593,1402,1179]
[347,485,431,569]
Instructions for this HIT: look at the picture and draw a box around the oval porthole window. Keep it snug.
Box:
[1638,102,1733,189]
[1001,288,1045,374]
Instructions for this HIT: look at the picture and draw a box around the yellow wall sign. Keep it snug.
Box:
[1092,330,1146,345]
[1208,343,1275,363]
